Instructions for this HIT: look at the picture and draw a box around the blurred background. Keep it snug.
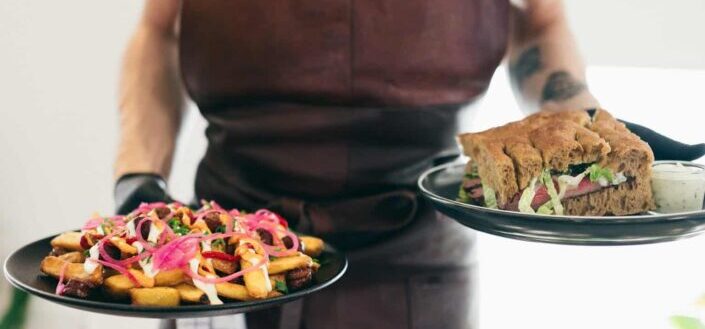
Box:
[1,1,704,328]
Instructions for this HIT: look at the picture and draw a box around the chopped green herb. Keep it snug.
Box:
[83,249,90,257]
[312,258,320,265]
[168,219,190,236]
[215,225,226,233]
[274,280,288,294]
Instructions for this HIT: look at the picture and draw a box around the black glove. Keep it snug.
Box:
[619,120,705,161]
[114,173,173,215]
[586,109,705,161]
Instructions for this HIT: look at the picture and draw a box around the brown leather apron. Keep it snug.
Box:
[178,0,508,328]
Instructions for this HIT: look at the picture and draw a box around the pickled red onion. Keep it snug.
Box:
[110,216,126,227]
[136,202,167,214]
[93,259,140,287]
[97,233,122,264]
[152,236,201,271]
[198,232,251,245]
[195,209,222,225]
[134,218,154,251]
[81,217,103,231]
[118,249,152,267]
[55,261,69,295]
[255,222,299,257]
[210,201,224,212]
[182,256,267,284]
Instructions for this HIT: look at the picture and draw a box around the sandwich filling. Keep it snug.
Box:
[459,163,629,215]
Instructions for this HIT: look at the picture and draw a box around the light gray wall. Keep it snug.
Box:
[566,0,705,69]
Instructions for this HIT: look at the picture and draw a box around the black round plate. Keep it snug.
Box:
[418,162,705,245]
[4,234,347,318]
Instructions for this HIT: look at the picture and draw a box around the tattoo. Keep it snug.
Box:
[541,71,586,103]
[510,46,542,88]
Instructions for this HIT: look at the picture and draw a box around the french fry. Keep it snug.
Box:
[57,251,85,263]
[212,259,236,275]
[128,269,156,288]
[175,283,208,304]
[299,236,324,257]
[50,232,83,251]
[40,256,102,284]
[129,287,180,306]
[267,253,313,275]
[214,282,252,301]
[104,274,134,300]
[110,237,138,255]
[240,250,271,299]
[154,269,185,286]
[103,269,156,299]
[267,291,284,298]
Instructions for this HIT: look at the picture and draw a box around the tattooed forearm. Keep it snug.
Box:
[541,71,585,103]
[510,46,542,88]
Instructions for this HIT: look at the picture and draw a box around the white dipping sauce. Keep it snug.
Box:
[651,162,705,213]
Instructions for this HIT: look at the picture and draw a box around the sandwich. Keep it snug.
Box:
[457,109,654,216]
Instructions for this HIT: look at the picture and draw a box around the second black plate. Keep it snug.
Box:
[4,234,347,318]
[418,162,705,245]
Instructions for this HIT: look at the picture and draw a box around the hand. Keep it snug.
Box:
[586,109,705,161]
[114,173,173,215]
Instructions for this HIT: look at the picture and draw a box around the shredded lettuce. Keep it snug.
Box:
[537,201,554,214]
[518,177,538,213]
[457,184,471,203]
[587,164,614,183]
[483,184,498,209]
[541,169,564,215]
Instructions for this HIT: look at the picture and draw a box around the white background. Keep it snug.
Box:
[1,1,704,329]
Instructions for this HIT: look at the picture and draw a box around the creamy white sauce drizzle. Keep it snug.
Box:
[133,242,159,278]
[126,220,136,238]
[83,244,100,274]
[147,222,162,244]
[189,258,223,305]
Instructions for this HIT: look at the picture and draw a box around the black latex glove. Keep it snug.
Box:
[114,173,173,215]
[586,109,705,161]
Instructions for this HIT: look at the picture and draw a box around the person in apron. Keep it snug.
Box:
[114,0,601,328]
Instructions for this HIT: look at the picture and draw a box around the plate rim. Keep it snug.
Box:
[4,233,348,318]
[418,162,705,224]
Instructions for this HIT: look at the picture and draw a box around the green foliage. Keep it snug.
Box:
[0,289,29,329]
[670,315,705,329]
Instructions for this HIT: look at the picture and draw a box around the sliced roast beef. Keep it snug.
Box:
[475,176,624,211]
